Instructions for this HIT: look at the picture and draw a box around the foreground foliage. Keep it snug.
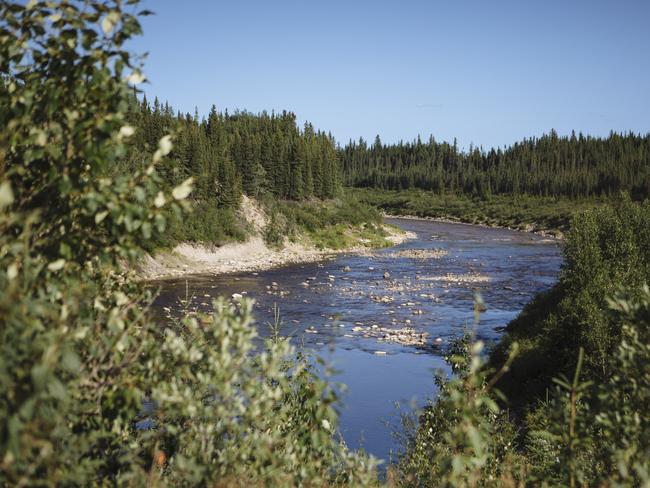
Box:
[397,291,650,487]
[0,2,376,485]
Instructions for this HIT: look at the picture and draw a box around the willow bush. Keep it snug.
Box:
[396,291,650,487]
[490,198,650,410]
[0,1,376,485]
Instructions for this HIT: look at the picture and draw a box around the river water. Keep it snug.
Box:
[149,218,562,463]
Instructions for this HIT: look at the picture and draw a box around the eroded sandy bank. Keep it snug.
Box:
[137,225,415,281]
[136,195,415,280]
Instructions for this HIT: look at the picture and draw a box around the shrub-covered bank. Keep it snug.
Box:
[352,187,607,236]
[395,198,650,486]
[394,290,650,486]
[490,198,650,407]
[264,195,396,250]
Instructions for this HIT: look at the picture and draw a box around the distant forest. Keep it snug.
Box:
[125,97,340,207]
[341,131,650,199]
[126,97,650,203]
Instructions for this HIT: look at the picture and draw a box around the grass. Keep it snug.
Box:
[305,222,392,250]
[265,194,396,250]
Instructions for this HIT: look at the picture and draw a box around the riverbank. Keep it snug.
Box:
[137,197,415,280]
[351,187,609,239]
[137,226,414,280]
[384,213,563,240]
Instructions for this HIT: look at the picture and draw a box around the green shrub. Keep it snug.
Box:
[351,187,604,235]
[490,198,650,407]
[159,202,247,249]
[267,196,390,250]
[398,291,650,487]
[521,289,650,486]
[0,2,377,485]
[395,320,523,487]
[136,298,378,486]
[263,208,286,248]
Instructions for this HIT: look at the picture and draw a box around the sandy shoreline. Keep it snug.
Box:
[136,193,560,281]
[137,225,416,281]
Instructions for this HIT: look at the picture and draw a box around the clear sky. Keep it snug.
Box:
[130,0,650,150]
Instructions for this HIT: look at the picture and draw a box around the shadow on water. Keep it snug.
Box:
[148,218,562,462]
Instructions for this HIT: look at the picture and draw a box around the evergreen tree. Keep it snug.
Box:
[340,131,650,199]
[123,100,342,207]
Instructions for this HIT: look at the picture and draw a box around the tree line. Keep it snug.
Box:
[341,130,650,199]
[124,96,340,207]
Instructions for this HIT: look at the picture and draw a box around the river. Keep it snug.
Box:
[149,218,562,463]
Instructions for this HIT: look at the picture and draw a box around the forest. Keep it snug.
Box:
[1,1,649,486]
[126,97,340,203]
[119,96,348,247]
[342,131,650,199]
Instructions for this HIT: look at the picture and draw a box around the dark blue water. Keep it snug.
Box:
[150,218,562,462]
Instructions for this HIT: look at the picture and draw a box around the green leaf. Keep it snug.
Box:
[95,210,109,224]
[154,191,166,208]
[47,259,66,272]
[0,181,15,209]
[101,11,120,35]
[172,177,194,201]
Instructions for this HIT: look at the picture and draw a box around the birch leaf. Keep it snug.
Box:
[172,178,194,201]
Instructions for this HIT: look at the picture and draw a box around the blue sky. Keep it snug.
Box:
[130,0,650,149]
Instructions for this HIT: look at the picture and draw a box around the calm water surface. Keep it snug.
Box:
[149,218,562,462]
